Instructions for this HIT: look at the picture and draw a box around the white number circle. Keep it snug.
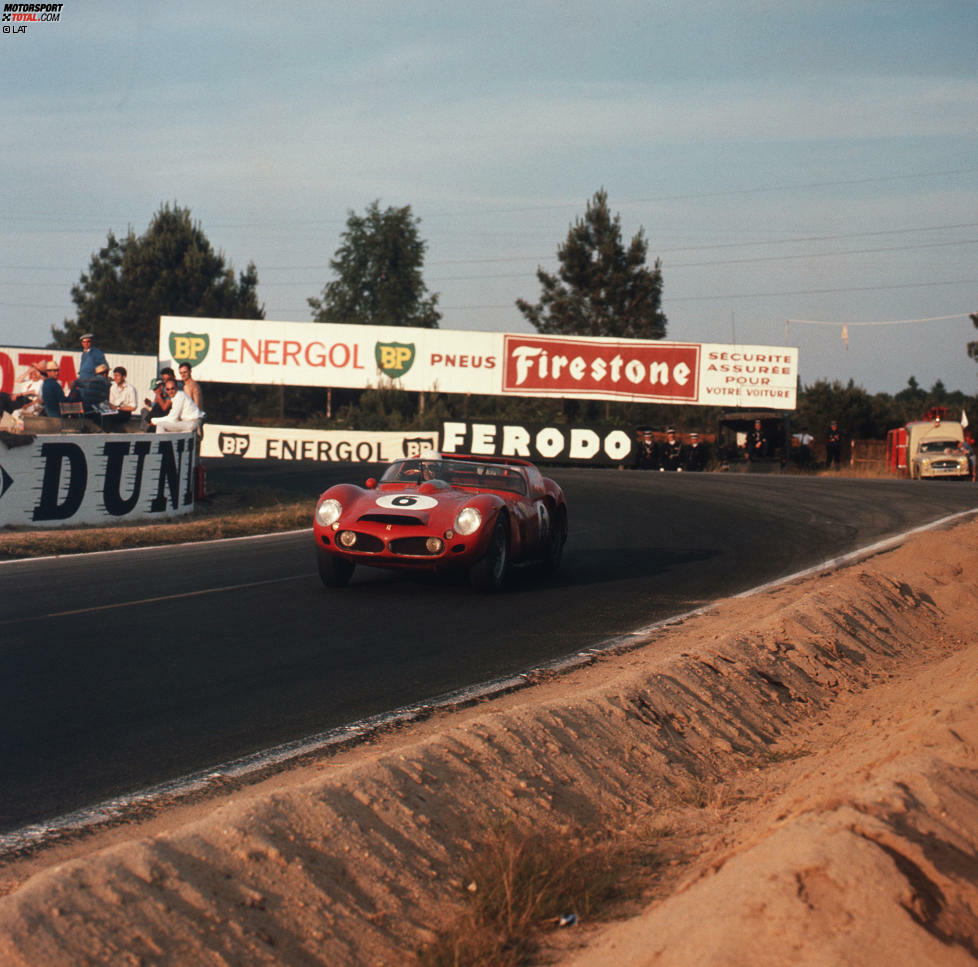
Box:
[375,493,439,510]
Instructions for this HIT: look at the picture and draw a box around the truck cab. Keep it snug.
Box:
[905,418,970,479]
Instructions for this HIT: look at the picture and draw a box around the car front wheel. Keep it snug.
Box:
[318,548,354,588]
[470,517,510,593]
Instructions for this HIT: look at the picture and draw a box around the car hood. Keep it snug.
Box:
[344,482,497,524]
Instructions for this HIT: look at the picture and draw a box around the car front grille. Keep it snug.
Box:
[344,532,385,553]
[388,536,443,556]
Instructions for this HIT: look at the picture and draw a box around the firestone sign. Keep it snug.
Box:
[159,316,798,409]
[502,335,699,402]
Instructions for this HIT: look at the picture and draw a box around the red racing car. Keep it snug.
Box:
[313,452,567,592]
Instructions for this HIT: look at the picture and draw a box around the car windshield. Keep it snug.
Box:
[920,440,960,453]
[381,457,527,495]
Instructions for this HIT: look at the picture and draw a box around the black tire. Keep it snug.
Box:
[317,548,354,588]
[470,516,510,593]
[542,508,567,576]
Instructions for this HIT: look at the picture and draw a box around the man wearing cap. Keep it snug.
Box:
[41,361,68,416]
[78,333,107,380]
[70,362,112,411]
[0,366,37,418]
[660,427,684,471]
[685,432,709,471]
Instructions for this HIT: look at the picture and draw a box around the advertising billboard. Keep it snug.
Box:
[160,316,798,409]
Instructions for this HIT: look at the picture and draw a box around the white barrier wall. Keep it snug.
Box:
[200,421,635,466]
[0,432,198,528]
[201,425,438,463]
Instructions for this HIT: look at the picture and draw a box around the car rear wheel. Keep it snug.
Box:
[318,548,354,588]
[542,508,566,576]
[470,517,510,593]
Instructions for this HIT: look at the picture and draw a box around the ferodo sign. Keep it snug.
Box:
[0,432,198,528]
[159,316,798,409]
[441,420,633,466]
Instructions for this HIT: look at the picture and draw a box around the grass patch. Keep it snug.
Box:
[417,820,660,967]
[0,487,311,560]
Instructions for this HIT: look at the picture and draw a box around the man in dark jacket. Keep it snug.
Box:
[660,427,684,471]
[41,360,67,415]
[69,362,111,412]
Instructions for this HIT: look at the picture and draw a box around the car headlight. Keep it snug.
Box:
[454,506,482,536]
[316,498,342,527]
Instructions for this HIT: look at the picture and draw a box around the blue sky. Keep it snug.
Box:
[2,0,977,395]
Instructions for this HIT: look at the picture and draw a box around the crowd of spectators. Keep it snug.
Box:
[1,333,204,435]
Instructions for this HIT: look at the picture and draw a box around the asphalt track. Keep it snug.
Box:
[3,463,978,836]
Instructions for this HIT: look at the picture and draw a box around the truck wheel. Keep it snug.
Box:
[318,549,354,588]
[470,517,510,593]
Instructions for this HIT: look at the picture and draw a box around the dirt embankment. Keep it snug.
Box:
[2,520,977,966]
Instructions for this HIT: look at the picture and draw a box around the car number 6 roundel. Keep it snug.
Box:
[375,493,440,510]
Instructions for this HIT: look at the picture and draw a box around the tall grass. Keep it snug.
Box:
[418,820,659,967]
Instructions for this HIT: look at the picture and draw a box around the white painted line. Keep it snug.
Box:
[0,528,311,566]
[1,574,312,623]
[2,508,975,857]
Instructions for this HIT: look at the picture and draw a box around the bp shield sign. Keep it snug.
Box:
[375,342,415,379]
[169,332,210,367]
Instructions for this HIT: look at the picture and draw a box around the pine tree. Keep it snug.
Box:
[516,189,667,340]
[51,203,264,353]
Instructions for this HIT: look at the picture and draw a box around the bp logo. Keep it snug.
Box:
[375,342,415,378]
[169,332,210,366]
[218,432,251,456]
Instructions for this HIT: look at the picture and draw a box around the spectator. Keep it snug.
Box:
[826,420,842,469]
[1,362,41,420]
[0,391,31,417]
[660,427,683,471]
[14,363,44,416]
[746,419,768,462]
[141,367,176,429]
[41,360,67,416]
[685,432,709,471]
[633,427,658,470]
[151,378,202,433]
[104,365,138,426]
[69,362,111,412]
[77,333,108,380]
[178,362,202,409]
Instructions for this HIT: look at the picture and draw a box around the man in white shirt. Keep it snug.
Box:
[151,378,202,433]
[108,366,138,417]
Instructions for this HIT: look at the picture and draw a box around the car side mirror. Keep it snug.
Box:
[365,477,377,489]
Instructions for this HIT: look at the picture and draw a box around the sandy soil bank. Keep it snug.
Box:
[2,518,977,966]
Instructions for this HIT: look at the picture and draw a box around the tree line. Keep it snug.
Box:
[48,198,975,438]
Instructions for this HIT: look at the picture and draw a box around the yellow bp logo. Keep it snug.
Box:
[375,342,415,378]
[169,331,210,366]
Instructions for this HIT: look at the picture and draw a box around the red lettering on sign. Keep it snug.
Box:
[502,336,699,401]
[0,352,13,393]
